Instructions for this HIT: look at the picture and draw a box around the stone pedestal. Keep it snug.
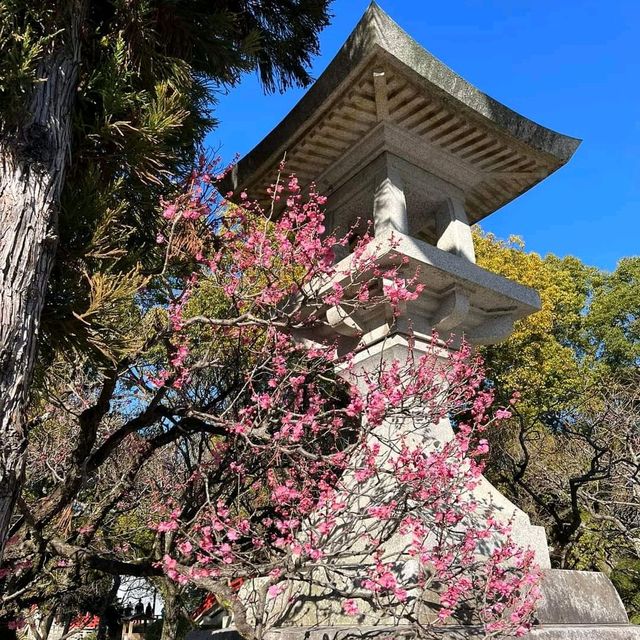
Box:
[293,568,640,638]
[198,575,640,640]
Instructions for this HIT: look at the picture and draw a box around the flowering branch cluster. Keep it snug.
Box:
[1,160,539,639]
[147,162,540,639]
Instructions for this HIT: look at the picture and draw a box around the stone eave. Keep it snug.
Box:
[315,230,541,314]
[228,2,581,224]
[302,231,541,347]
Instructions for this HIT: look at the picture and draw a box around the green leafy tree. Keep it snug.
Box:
[586,257,640,375]
[474,231,596,404]
[475,230,640,611]
[0,0,332,561]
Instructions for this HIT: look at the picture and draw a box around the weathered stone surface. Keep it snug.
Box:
[322,231,541,349]
[346,334,552,569]
[200,624,640,640]
[186,631,243,640]
[529,627,640,639]
[271,626,484,639]
[536,570,629,625]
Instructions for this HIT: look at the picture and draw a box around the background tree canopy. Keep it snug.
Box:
[475,230,640,620]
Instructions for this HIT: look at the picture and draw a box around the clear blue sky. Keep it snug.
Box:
[207,0,639,271]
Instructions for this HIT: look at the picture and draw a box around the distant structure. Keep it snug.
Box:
[185,593,235,640]
[227,3,639,638]
[20,612,99,640]
[121,599,156,640]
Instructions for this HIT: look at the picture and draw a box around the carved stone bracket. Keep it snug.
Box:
[467,313,515,345]
[435,197,476,263]
[325,304,365,337]
[431,285,471,333]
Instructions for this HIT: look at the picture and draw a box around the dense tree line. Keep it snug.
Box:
[476,231,640,619]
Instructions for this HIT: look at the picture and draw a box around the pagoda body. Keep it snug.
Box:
[226,4,638,639]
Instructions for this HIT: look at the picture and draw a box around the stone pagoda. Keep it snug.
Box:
[228,4,639,639]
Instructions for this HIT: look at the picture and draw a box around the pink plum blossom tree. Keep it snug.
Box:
[149,161,541,639]
[0,160,539,640]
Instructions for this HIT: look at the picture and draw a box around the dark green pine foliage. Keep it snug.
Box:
[0,0,331,363]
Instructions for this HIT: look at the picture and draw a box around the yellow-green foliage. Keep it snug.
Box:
[475,230,640,593]
[474,230,599,413]
[587,257,640,374]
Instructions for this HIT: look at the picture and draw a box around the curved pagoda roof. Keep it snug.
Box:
[229,2,580,224]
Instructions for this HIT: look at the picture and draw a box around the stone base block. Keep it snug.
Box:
[186,570,640,640]
[187,624,640,640]
[530,627,640,639]
[537,570,629,626]
[270,626,640,640]
[186,631,242,640]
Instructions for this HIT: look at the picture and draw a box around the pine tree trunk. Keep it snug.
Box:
[0,18,82,561]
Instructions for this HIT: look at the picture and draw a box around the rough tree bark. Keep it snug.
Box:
[97,575,121,640]
[160,582,182,640]
[0,12,83,561]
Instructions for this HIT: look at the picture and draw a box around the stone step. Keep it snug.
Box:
[530,626,640,639]
[537,570,629,626]
[187,624,640,640]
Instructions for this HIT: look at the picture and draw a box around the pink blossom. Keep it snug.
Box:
[475,439,490,455]
[377,570,397,590]
[342,599,359,616]
[157,520,178,532]
[163,204,177,219]
[267,583,285,599]
[178,540,192,555]
[7,619,25,630]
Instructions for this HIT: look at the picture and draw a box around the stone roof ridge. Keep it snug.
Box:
[229,3,581,203]
[353,3,581,161]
